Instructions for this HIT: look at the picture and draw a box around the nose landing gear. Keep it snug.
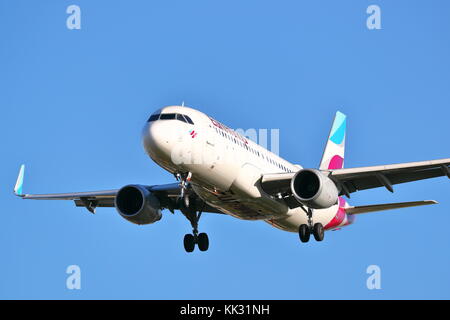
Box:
[184,231,209,252]
[181,202,210,252]
[176,172,210,253]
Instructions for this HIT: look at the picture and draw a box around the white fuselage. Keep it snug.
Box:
[142,106,354,232]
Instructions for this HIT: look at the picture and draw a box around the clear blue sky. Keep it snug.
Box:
[1,0,450,299]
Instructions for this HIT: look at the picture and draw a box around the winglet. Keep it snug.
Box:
[14,164,25,197]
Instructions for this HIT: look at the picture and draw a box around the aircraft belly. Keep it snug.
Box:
[265,200,351,232]
[192,185,286,220]
[190,159,291,220]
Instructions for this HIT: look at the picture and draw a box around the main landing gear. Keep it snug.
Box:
[298,207,324,243]
[177,172,209,253]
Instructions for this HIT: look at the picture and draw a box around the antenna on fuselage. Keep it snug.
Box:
[181,101,185,107]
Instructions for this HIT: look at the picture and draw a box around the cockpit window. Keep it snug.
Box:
[148,112,194,125]
[184,115,194,124]
[160,113,176,120]
[176,114,187,123]
[148,114,160,122]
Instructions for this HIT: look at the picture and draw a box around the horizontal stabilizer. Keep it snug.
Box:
[346,200,438,215]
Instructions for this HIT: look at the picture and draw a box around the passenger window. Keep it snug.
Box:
[148,114,160,122]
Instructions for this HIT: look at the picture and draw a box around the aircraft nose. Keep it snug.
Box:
[142,121,178,162]
[143,122,167,153]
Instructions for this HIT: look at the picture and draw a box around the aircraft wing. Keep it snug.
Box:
[345,200,438,214]
[13,165,223,214]
[260,158,450,197]
[329,158,450,196]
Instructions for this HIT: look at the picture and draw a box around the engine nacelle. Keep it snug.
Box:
[290,169,339,209]
[115,184,162,225]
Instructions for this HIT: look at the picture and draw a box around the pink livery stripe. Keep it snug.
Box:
[324,197,346,230]
[328,155,344,170]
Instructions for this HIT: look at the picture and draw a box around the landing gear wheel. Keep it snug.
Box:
[183,234,195,252]
[197,233,209,251]
[298,224,311,243]
[313,223,324,242]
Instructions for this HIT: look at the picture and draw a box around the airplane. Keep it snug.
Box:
[14,106,450,252]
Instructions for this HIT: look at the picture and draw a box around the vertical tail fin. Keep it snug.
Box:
[14,164,25,197]
[319,111,346,170]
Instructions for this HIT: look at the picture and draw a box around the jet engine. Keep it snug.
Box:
[115,184,162,225]
[290,169,339,209]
